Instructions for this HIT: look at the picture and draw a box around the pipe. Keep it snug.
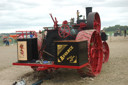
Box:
[86,7,92,19]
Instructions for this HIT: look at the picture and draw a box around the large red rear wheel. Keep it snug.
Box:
[102,41,109,63]
[76,30,103,77]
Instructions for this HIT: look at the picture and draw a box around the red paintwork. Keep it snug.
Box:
[79,22,87,30]
[93,13,101,33]
[58,24,71,38]
[49,14,58,29]
[76,30,103,76]
[36,67,49,71]
[13,62,89,70]
[103,41,109,63]
[62,20,68,24]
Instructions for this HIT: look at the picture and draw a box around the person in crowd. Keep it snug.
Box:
[6,39,9,46]
[3,38,7,45]
[124,29,127,37]
[30,32,34,38]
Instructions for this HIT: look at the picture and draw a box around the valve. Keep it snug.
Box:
[58,20,70,38]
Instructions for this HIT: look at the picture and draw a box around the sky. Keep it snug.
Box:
[0,0,128,33]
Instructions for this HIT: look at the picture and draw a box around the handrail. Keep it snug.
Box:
[16,31,37,39]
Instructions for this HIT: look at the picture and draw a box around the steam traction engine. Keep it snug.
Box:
[13,7,109,77]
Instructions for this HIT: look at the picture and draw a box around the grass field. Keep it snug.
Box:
[0,38,4,46]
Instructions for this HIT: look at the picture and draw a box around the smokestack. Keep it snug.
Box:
[86,7,92,19]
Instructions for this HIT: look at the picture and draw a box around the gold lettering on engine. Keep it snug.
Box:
[59,46,74,62]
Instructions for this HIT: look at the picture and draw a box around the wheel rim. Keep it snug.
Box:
[89,32,103,75]
[76,30,103,76]
[103,42,109,63]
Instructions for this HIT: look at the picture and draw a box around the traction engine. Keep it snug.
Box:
[13,7,109,77]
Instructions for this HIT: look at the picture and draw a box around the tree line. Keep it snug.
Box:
[103,25,128,32]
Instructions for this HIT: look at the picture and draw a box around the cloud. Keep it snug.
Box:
[92,0,128,7]
[0,0,128,33]
[0,0,39,11]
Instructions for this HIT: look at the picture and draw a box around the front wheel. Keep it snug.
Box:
[102,42,109,63]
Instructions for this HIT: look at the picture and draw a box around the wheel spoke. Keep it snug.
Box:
[102,42,109,63]
[58,25,70,38]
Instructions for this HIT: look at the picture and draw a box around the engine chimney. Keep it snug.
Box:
[86,7,92,19]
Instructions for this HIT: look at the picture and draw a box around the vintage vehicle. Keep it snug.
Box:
[13,7,109,77]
